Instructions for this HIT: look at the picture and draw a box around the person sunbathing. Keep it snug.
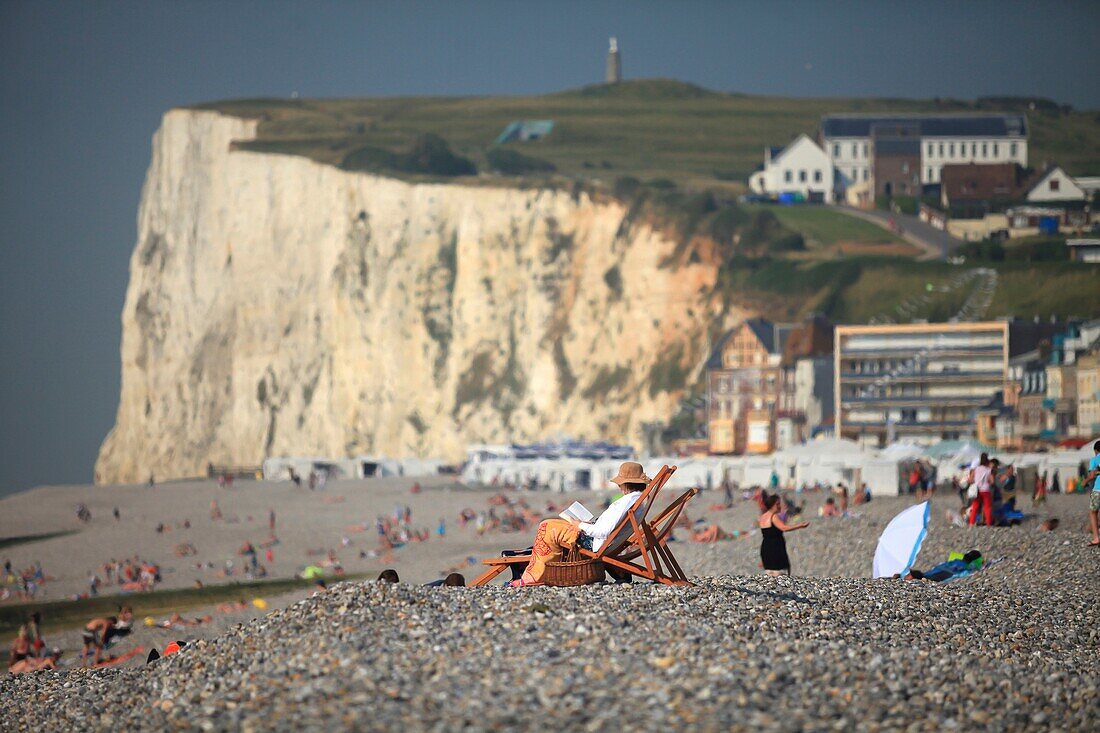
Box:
[820,498,840,517]
[691,525,732,543]
[510,462,650,587]
[217,599,249,613]
[160,613,212,628]
[9,627,61,673]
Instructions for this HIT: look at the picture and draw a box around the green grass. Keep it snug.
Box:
[191,80,1100,322]
[743,204,903,249]
[0,576,333,636]
[193,79,1100,187]
[716,258,1100,323]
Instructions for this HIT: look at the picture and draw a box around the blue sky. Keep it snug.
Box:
[1,1,1097,495]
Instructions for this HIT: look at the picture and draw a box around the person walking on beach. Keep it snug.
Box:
[759,492,809,576]
[1085,440,1100,547]
[968,453,994,526]
[1033,471,1047,506]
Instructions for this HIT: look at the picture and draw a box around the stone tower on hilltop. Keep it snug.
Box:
[606,37,621,84]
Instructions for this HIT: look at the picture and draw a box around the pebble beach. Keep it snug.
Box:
[2,476,1098,731]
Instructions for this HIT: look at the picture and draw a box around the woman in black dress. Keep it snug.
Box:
[758,492,809,576]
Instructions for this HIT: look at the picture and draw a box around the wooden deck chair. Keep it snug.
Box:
[614,487,699,578]
[470,465,687,586]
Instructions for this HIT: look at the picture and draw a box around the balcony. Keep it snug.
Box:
[840,370,1003,382]
[840,395,991,408]
[843,420,973,430]
[839,345,1003,359]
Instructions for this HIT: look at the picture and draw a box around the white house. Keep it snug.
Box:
[748,134,833,203]
[1025,166,1087,203]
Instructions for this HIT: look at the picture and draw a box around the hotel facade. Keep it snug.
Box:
[835,322,1009,446]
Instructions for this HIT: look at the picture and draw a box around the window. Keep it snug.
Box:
[852,168,859,180]
[784,170,792,183]
[981,143,988,158]
[813,169,822,183]
[927,167,933,180]
[938,143,944,157]
[971,143,977,157]
[901,161,909,174]
[833,143,840,157]
[949,143,955,157]
[927,143,934,157]
[1050,178,1060,192]
[1010,142,1018,157]
[863,169,869,181]
[799,169,807,182]
[863,143,868,156]
[852,143,858,158]
[993,143,999,157]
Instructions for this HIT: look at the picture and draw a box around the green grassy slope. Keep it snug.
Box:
[192,81,1100,322]
[195,79,1100,186]
[717,258,1100,323]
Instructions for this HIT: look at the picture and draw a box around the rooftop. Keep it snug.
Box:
[821,114,1029,139]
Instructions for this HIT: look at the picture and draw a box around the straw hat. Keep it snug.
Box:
[611,461,650,488]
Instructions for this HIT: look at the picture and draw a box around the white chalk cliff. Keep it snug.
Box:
[96,109,737,483]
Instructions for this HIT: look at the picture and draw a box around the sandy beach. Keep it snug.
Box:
[4,473,1090,600]
[0,475,601,601]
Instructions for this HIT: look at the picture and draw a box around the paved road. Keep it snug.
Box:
[835,205,961,261]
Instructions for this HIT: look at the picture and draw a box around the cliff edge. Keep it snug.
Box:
[96,110,736,483]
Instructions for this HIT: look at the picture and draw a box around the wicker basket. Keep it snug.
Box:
[542,549,605,587]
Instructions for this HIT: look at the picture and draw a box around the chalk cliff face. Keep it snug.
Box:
[96,110,736,483]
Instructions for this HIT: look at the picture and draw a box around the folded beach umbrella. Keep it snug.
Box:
[873,501,930,579]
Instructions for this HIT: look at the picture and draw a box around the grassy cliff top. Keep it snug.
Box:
[191,79,1100,187]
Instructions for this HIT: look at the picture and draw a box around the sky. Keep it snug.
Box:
[1,1,1098,496]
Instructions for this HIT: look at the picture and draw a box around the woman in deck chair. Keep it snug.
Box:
[510,462,650,587]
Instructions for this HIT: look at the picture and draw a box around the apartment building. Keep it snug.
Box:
[821,114,1028,196]
[835,322,1009,446]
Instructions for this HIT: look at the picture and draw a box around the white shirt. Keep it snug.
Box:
[579,491,642,552]
[973,465,993,493]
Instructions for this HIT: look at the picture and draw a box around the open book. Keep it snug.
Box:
[559,501,594,523]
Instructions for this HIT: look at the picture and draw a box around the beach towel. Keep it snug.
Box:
[93,646,145,668]
[515,518,580,585]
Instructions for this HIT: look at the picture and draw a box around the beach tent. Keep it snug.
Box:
[1073,437,1099,459]
[924,440,992,465]
[873,502,930,579]
[773,437,869,488]
[262,457,355,482]
[743,456,778,488]
[863,458,906,497]
[880,442,925,461]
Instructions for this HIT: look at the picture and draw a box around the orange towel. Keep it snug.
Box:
[517,518,580,585]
